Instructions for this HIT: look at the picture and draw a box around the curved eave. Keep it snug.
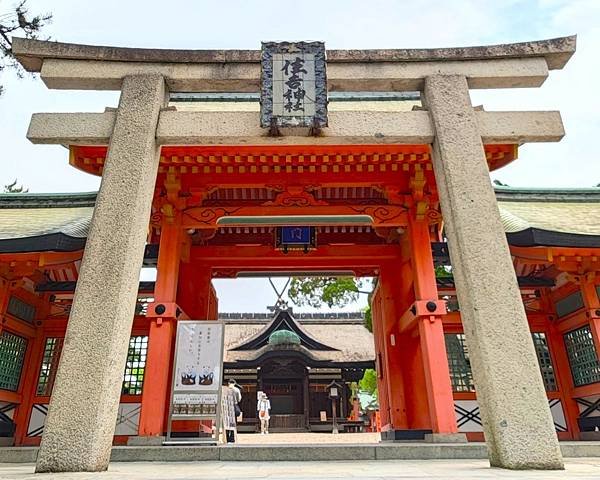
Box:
[226,347,375,369]
[231,310,338,352]
[507,228,600,248]
[0,233,86,253]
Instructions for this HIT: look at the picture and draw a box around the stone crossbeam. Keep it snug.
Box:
[27,110,564,146]
[12,36,575,92]
[37,57,549,91]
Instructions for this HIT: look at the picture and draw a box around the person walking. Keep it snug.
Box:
[257,392,271,435]
[228,379,242,418]
[226,379,242,443]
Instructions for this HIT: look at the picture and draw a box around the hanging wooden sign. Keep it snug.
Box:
[260,41,328,129]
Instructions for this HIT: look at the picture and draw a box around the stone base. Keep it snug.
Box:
[424,433,468,443]
[580,432,600,441]
[0,437,14,447]
[1,442,599,463]
[127,435,165,446]
[380,429,432,442]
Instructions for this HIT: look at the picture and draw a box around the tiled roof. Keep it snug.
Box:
[1,187,599,251]
[223,320,374,364]
[0,192,94,252]
[496,186,600,245]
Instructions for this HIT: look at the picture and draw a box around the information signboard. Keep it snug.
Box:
[165,321,225,445]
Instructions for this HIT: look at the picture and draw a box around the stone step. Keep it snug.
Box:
[1,442,600,464]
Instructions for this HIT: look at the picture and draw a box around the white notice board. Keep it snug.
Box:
[165,321,225,444]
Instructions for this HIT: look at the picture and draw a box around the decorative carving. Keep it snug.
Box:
[382,185,405,205]
[353,267,379,277]
[164,173,182,205]
[409,164,426,202]
[197,229,218,242]
[262,186,327,207]
[426,206,443,224]
[183,207,242,227]
[265,184,285,193]
[349,205,407,226]
[212,269,238,279]
[150,211,163,229]
[161,203,176,219]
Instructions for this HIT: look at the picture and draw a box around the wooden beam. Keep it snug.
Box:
[189,244,400,270]
[182,204,412,228]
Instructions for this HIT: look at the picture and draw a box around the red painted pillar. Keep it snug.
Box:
[177,265,212,319]
[207,283,218,320]
[581,280,600,355]
[0,276,9,334]
[138,217,183,438]
[409,217,458,434]
[370,286,391,428]
[539,290,580,439]
[13,330,46,445]
[548,322,581,439]
[378,265,408,430]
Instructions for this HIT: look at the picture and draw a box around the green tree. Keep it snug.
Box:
[287,277,371,309]
[288,276,377,396]
[358,368,378,398]
[0,1,52,95]
[3,179,28,193]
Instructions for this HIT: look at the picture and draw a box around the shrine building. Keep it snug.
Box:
[0,35,593,472]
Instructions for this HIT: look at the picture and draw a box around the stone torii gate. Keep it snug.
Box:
[13,36,575,472]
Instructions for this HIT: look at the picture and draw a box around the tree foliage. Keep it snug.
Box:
[3,179,27,193]
[287,277,371,309]
[0,1,52,94]
[435,265,452,278]
[358,368,378,398]
[363,303,372,333]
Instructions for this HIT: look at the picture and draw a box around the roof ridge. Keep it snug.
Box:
[0,192,97,208]
[495,185,600,202]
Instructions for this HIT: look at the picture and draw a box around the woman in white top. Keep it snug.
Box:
[257,392,271,434]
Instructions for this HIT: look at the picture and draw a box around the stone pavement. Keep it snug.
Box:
[236,432,381,444]
[1,459,600,479]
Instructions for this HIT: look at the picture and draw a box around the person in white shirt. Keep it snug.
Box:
[257,392,271,434]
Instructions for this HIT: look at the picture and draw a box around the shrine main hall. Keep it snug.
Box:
[1,35,599,473]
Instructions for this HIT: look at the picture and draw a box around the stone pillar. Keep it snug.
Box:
[36,74,167,473]
[423,75,563,469]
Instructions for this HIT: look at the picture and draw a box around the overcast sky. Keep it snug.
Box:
[0,0,598,313]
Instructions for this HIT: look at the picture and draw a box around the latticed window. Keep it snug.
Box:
[564,326,600,387]
[122,336,148,395]
[555,291,585,318]
[531,332,557,391]
[445,333,475,392]
[36,338,64,396]
[0,331,28,391]
[446,332,559,392]
[6,296,36,324]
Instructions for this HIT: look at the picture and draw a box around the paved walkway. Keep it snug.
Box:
[236,432,381,444]
[1,459,600,479]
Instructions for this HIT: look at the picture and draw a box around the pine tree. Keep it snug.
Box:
[0,1,52,94]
